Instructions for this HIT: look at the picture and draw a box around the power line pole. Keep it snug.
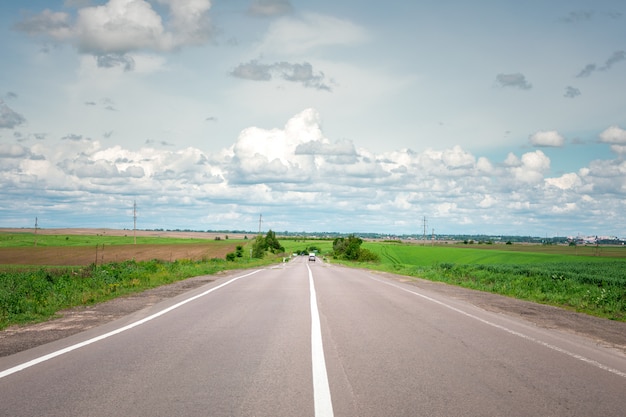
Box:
[34,217,38,247]
[258,213,263,235]
[422,216,427,245]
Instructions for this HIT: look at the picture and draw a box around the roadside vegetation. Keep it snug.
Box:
[360,242,626,321]
[0,232,280,330]
[2,232,625,329]
[283,238,626,321]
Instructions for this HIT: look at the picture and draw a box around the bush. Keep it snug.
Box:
[333,235,379,262]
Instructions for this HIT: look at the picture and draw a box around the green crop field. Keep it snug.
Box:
[2,234,625,330]
[281,238,626,321]
[357,241,626,321]
[0,232,231,248]
[281,238,335,257]
[367,242,626,266]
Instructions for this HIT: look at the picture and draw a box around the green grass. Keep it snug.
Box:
[368,242,624,266]
[3,235,625,328]
[0,232,236,248]
[280,238,335,257]
[350,242,626,321]
[0,236,278,330]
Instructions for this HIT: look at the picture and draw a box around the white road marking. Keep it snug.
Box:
[370,275,626,379]
[0,270,263,380]
[307,263,335,417]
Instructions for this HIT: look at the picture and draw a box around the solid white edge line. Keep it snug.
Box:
[0,269,264,380]
[369,275,626,379]
[307,262,334,417]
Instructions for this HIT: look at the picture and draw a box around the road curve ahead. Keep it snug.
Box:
[1,258,625,416]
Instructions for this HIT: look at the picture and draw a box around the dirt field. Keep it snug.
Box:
[0,228,243,266]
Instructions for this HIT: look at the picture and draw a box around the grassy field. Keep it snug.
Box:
[0,232,276,329]
[0,232,225,248]
[2,234,625,329]
[283,238,626,321]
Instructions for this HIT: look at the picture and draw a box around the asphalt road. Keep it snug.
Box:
[1,258,625,416]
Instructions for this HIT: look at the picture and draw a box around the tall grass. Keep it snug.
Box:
[0,256,275,330]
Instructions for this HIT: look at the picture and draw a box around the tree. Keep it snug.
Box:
[333,235,379,262]
[265,230,283,253]
[333,235,363,260]
[251,235,266,258]
[251,230,284,258]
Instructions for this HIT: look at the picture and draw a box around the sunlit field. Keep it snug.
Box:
[284,238,626,321]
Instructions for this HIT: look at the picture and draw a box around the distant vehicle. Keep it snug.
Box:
[308,253,316,261]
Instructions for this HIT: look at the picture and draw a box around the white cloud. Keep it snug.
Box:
[478,194,496,208]
[2,109,625,235]
[15,0,213,56]
[545,173,581,190]
[529,131,565,147]
[0,143,28,157]
[256,12,367,57]
[551,202,577,214]
[599,126,626,144]
[442,145,475,168]
[508,150,550,184]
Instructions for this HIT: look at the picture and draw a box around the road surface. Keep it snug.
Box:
[1,257,625,416]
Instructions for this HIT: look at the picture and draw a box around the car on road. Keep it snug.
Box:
[308,253,316,261]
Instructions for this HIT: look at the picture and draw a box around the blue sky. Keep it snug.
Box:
[1,0,625,237]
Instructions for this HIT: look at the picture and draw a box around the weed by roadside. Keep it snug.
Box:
[0,256,275,330]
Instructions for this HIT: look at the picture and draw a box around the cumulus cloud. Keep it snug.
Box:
[0,100,27,129]
[0,143,29,158]
[295,139,356,156]
[529,131,565,147]
[230,60,332,91]
[546,173,582,190]
[599,126,626,155]
[506,150,550,184]
[495,73,532,90]
[2,109,625,234]
[248,0,293,17]
[14,0,213,64]
[599,126,626,144]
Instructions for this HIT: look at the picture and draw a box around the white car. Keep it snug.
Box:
[308,253,316,261]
